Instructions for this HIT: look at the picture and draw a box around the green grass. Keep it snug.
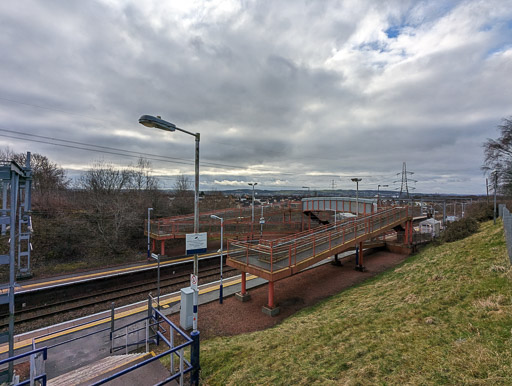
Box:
[200,221,512,385]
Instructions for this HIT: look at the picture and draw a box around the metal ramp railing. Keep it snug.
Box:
[227,207,410,280]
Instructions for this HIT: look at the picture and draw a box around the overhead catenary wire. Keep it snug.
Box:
[0,98,412,189]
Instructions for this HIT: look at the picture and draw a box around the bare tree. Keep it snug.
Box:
[130,158,159,191]
[483,117,512,194]
[79,161,137,253]
[1,148,69,194]
[171,174,193,215]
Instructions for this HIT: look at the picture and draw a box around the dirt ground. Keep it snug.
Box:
[170,250,409,340]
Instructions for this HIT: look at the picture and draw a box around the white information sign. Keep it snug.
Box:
[190,274,198,290]
[259,217,265,224]
[186,232,208,255]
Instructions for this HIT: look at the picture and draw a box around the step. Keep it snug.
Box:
[48,353,153,386]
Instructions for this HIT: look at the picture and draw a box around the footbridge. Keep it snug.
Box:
[226,206,413,313]
[145,202,304,255]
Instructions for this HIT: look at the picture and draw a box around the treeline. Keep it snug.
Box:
[1,149,233,275]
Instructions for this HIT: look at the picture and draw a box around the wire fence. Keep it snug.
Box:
[500,204,512,264]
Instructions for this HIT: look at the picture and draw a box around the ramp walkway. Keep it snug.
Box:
[227,207,413,311]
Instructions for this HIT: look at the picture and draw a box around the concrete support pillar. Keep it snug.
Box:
[235,271,251,302]
[262,281,280,316]
[332,253,343,266]
[268,281,275,309]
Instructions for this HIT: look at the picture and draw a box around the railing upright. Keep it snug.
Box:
[294,241,297,266]
[170,327,174,375]
[270,241,273,272]
[145,318,149,353]
[179,347,185,386]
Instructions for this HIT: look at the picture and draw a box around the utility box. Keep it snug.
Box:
[180,287,194,330]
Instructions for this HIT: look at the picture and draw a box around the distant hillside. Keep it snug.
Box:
[201,221,512,384]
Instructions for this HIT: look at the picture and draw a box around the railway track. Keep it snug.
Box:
[0,259,237,331]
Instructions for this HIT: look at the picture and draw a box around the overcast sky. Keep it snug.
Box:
[1,0,511,194]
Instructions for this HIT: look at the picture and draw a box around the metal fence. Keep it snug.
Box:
[500,204,512,264]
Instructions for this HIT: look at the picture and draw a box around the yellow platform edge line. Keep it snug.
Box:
[0,252,218,294]
[0,273,257,354]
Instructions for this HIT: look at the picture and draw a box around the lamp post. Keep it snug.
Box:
[377,184,388,209]
[150,253,161,309]
[260,205,268,238]
[248,182,257,233]
[351,178,362,216]
[210,215,224,304]
[139,115,200,332]
[147,208,153,261]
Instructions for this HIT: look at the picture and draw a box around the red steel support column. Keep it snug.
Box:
[160,240,165,256]
[268,281,275,308]
[404,222,409,245]
[241,271,247,295]
[152,239,155,252]
[270,241,274,272]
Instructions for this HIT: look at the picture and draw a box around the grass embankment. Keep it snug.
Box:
[201,221,512,385]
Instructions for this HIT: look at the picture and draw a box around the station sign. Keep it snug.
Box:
[259,217,265,224]
[186,232,207,255]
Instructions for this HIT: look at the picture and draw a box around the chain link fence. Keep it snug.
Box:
[499,204,512,264]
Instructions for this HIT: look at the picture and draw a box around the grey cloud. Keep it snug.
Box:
[0,0,511,194]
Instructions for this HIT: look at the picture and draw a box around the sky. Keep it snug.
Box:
[1,0,511,194]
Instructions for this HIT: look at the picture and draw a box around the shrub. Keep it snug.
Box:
[442,217,479,242]
[465,202,494,222]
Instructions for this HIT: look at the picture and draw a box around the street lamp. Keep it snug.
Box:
[377,184,388,208]
[351,178,362,216]
[248,182,258,224]
[210,215,224,304]
[147,208,153,260]
[260,205,268,238]
[150,253,161,309]
[139,115,200,332]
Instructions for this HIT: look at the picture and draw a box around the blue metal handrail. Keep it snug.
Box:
[0,346,48,386]
[0,346,47,366]
[92,306,194,385]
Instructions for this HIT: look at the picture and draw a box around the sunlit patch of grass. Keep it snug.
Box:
[200,221,512,385]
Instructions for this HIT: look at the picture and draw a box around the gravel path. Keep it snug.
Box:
[169,250,409,340]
